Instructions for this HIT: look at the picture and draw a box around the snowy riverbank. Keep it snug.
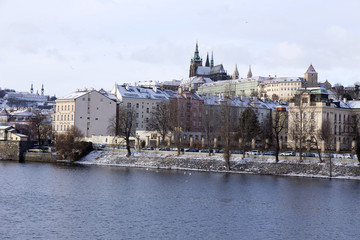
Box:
[76,150,360,180]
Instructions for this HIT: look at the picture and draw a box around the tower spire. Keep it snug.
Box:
[247,65,252,78]
[233,64,239,79]
[30,84,33,94]
[205,52,210,67]
[210,51,214,67]
[193,41,201,61]
[41,84,44,96]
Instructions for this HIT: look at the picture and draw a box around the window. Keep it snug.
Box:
[193,112,196,117]
[296,112,299,119]
[146,108,149,113]
[136,103,139,108]
[127,103,131,108]
[136,113,139,118]
[311,112,314,119]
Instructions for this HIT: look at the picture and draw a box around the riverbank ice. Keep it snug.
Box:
[76,150,360,180]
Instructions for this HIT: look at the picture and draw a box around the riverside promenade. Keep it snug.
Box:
[77,149,360,180]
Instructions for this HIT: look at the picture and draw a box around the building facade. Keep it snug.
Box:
[53,90,118,138]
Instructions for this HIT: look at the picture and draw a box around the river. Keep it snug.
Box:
[0,161,359,239]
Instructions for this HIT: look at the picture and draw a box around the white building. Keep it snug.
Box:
[53,89,118,138]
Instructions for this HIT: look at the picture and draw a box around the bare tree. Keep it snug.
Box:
[169,99,183,155]
[260,112,273,152]
[54,126,90,161]
[350,113,360,164]
[147,102,172,144]
[272,110,287,163]
[333,83,344,100]
[218,99,237,170]
[288,94,316,162]
[238,107,260,158]
[108,105,136,157]
[40,124,53,145]
[202,104,217,156]
[30,109,48,145]
[311,118,334,163]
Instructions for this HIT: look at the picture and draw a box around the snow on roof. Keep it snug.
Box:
[162,80,181,86]
[0,126,12,130]
[115,85,170,101]
[346,100,360,109]
[200,95,272,109]
[305,64,317,74]
[12,132,27,137]
[60,90,90,100]
[196,66,211,75]
[210,64,225,74]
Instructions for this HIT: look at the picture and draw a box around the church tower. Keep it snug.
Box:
[247,65,253,78]
[304,64,318,87]
[233,64,239,79]
[189,42,203,77]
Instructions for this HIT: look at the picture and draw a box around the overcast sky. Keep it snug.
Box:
[1,0,360,97]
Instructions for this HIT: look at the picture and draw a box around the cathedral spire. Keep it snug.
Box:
[205,52,210,67]
[210,51,214,67]
[41,84,44,96]
[247,65,252,78]
[30,84,33,94]
[233,64,239,79]
[193,41,201,61]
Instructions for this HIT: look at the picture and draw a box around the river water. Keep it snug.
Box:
[0,161,360,239]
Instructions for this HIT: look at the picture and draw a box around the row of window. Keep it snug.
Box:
[57,104,74,112]
[56,124,73,131]
[56,114,74,121]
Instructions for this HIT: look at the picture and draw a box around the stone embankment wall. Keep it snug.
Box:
[0,141,21,160]
[0,141,33,160]
[24,152,60,163]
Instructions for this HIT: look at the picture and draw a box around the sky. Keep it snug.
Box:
[1,0,360,97]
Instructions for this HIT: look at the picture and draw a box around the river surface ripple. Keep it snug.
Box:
[0,161,360,239]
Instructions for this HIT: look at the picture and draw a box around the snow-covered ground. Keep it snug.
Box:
[76,150,360,180]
